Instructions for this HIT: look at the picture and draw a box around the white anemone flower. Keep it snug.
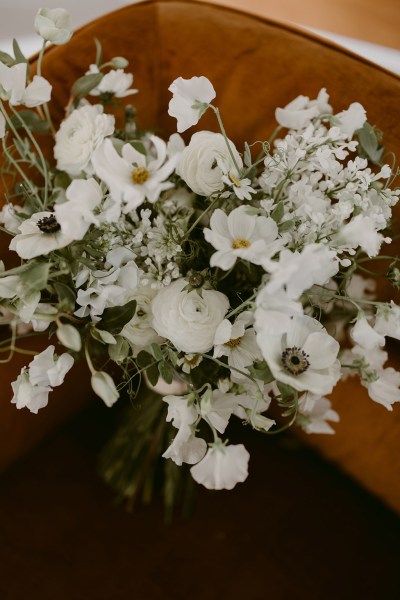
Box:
[204,205,281,270]
[168,76,216,133]
[9,211,74,259]
[0,62,52,107]
[92,136,177,212]
[86,64,138,98]
[190,442,250,490]
[257,315,341,396]
[54,178,102,240]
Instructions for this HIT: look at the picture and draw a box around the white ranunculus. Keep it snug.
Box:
[34,8,73,45]
[0,62,51,107]
[179,131,242,196]
[168,76,216,133]
[9,211,74,259]
[54,104,115,176]
[257,315,341,396]
[54,178,102,240]
[151,278,229,353]
[190,442,250,490]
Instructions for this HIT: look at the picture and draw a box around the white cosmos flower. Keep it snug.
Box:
[54,178,102,240]
[54,104,115,176]
[86,64,137,98]
[179,131,242,196]
[0,62,51,107]
[257,315,341,396]
[190,442,250,490]
[120,286,164,355]
[213,311,262,377]
[263,244,339,299]
[297,393,339,434]
[162,395,207,466]
[255,286,303,336]
[374,302,400,341]
[92,136,177,212]
[34,8,73,45]
[168,76,216,133]
[9,211,73,259]
[335,102,366,138]
[350,313,385,350]
[151,278,229,354]
[221,171,255,201]
[204,206,281,271]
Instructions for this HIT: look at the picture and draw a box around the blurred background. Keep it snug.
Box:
[0,0,399,73]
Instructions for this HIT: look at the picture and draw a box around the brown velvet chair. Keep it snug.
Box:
[1,4,400,597]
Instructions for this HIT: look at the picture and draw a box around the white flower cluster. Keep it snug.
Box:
[1,14,399,494]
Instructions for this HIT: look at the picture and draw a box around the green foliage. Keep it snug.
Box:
[356,122,384,165]
[10,110,50,134]
[12,39,27,65]
[53,282,76,311]
[20,261,50,291]
[99,299,137,334]
[71,72,103,105]
[248,360,274,384]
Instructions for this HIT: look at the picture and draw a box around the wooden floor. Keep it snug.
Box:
[205,0,400,48]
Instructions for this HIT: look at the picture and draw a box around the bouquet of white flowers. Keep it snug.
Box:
[1,9,399,507]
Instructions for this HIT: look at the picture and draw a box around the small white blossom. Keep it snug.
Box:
[350,313,385,350]
[213,312,262,377]
[162,395,207,466]
[374,302,400,341]
[86,64,137,98]
[168,76,216,133]
[190,442,250,490]
[335,102,366,138]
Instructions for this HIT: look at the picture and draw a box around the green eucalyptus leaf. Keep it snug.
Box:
[71,72,103,104]
[99,299,137,334]
[12,39,27,65]
[279,219,295,233]
[10,110,50,134]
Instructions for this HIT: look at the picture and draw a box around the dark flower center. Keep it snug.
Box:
[281,346,310,375]
[37,214,61,234]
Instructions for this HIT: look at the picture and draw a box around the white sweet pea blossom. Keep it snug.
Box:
[190,442,250,490]
[350,313,385,350]
[11,345,74,414]
[257,315,341,396]
[335,102,366,138]
[0,62,51,107]
[120,286,164,355]
[54,104,115,176]
[54,178,102,240]
[204,206,281,270]
[200,389,266,434]
[151,278,229,354]
[9,211,73,259]
[374,302,400,341]
[213,312,262,376]
[179,131,242,196]
[92,136,177,212]
[168,76,216,133]
[263,244,339,300]
[275,89,332,130]
[34,8,73,45]
[0,203,22,233]
[335,214,389,257]
[162,395,207,466]
[86,64,138,98]
[297,393,339,434]
[368,369,400,411]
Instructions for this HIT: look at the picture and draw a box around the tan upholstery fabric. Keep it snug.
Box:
[1,0,400,511]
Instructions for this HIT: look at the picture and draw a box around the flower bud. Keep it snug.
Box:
[110,56,129,69]
[91,371,119,407]
[35,8,73,45]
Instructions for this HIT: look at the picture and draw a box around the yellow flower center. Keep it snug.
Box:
[232,238,251,249]
[184,354,200,367]
[228,172,241,187]
[131,167,149,185]
[224,336,242,348]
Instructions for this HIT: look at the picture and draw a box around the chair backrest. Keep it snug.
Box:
[1,0,400,512]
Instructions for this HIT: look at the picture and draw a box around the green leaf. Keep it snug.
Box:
[54,282,76,311]
[10,109,50,134]
[129,140,147,155]
[356,122,384,165]
[244,142,252,168]
[12,39,27,65]
[146,363,160,387]
[71,73,103,104]
[108,335,130,363]
[20,261,50,291]
[271,201,284,224]
[158,361,174,385]
[277,381,297,401]
[136,350,154,369]
[53,171,72,190]
[0,50,14,66]
[99,299,137,333]
[279,219,295,233]
[151,343,163,361]
[94,37,103,67]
